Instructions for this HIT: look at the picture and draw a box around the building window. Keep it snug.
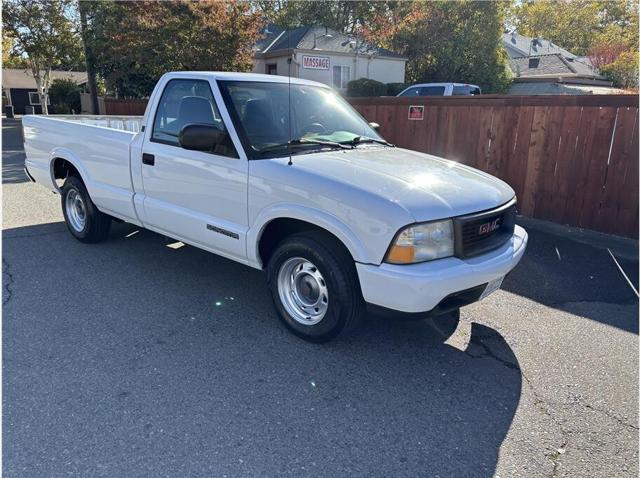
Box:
[28,92,50,105]
[332,65,351,89]
[266,64,277,75]
[28,92,41,105]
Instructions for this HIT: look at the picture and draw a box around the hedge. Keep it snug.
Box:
[346,78,387,97]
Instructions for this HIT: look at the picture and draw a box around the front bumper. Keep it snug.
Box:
[356,225,528,314]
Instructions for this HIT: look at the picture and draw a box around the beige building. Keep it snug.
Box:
[253,25,406,91]
[2,68,87,114]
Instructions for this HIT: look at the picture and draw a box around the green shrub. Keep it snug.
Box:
[49,78,81,114]
[346,78,387,97]
[386,82,407,96]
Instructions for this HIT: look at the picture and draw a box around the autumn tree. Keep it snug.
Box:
[364,0,511,93]
[3,0,82,114]
[87,1,264,98]
[588,41,629,69]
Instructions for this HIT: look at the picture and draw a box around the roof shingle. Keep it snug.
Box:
[256,25,405,60]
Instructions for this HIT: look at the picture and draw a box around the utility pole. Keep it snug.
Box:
[78,0,99,115]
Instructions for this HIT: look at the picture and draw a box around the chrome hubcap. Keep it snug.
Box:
[65,189,86,232]
[277,257,329,325]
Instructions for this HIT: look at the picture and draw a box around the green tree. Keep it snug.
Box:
[88,1,264,98]
[2,33,28,68]
[2,0,83,114]
[511,0,638,55]
[254,1,393,34]
[599,51,639,88]
[48,78,81,113]
[365,1,512,93]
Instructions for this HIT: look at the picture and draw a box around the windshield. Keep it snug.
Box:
[218,81,384,159]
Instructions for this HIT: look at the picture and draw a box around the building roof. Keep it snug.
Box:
[509,81,628,95]
[2,69,88,89]
[502,32,576,59]
[508,53,604,80]
[502,32,604,81]
[256,25,406,60]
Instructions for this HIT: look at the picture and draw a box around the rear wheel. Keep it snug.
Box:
[61,175,111,243]
[267,232,364,342]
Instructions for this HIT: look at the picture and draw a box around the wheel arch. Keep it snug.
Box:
[49,148,90,193]
[250,206,369,269]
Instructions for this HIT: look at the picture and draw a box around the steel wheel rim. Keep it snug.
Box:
[65,188,87,232]
[277,257,329,325]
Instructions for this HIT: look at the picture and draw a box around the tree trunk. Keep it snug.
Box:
[29,62,46,115]
[41,68,50,115]
[79,0,99,114]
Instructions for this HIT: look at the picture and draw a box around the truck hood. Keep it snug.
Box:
[284,146,515,222]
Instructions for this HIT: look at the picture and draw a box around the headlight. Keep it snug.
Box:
[386,220,454,264]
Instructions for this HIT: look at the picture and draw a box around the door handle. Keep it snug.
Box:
[142,153,155,166]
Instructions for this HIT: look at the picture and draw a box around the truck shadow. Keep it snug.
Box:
[504,225,638,334]
[2,119,30,184]
[3,221,521,477]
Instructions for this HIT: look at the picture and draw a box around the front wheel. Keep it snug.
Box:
[61,175,111,243]
[266,232,365,342]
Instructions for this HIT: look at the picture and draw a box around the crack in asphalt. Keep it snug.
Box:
[465,334,520,371]
[464,331,638,476]
[3,258,14,305]
[461,329,571,475]
[583,403,639,432]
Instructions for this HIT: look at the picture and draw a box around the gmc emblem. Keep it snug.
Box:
[478,218,501,235]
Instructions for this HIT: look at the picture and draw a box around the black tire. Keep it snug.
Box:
[266,231,365,342]
[61,175,111,243]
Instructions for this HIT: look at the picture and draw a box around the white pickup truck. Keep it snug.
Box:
[23,72,527,342]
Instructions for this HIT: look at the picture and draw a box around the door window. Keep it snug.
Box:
[418,86,446,96]
[151,79,236,158]
[399,87,421,97]
[452,85,481,95]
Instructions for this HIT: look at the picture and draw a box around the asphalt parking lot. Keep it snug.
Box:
[3,118,638,477]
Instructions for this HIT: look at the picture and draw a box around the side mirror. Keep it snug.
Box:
[179,123,227,152]
[369,122,380,132]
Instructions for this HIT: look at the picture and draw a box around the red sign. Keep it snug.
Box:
[302,55,330,70]
[408,105,424,120]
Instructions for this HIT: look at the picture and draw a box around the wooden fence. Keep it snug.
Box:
[349,95,639,238]
[103,98,148,116]
[100,94,638,237]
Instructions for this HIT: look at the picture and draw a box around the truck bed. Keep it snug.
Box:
[37,115,143,133]
[22,114,143,224]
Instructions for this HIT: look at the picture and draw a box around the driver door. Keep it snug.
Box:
[139,78,248,262]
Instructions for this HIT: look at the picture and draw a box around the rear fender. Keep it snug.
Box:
[49,147,91,194]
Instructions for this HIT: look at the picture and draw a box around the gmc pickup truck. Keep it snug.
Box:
[23,72,527,342]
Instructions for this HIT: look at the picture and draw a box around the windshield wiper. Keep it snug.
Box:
[258,138,354,156]
[341,136,394,147]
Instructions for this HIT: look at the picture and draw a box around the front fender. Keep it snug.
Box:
[247,203,370,268]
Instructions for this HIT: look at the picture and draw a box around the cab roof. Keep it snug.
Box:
[161,71,330,88]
